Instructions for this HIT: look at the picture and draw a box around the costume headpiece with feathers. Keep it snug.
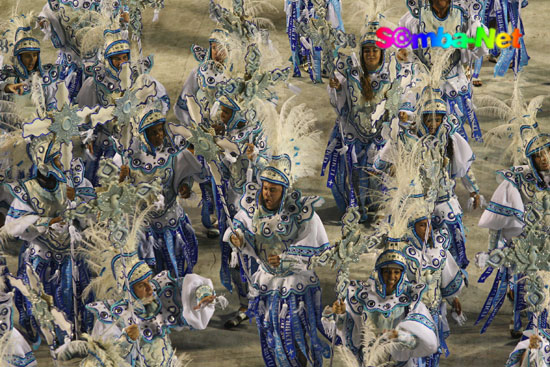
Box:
[0,12,42,79]
[80,206,152,301]
[475,76,547,168]
[259,96,322,188]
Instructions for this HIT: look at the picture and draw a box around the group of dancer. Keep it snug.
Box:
[0,0,546,366]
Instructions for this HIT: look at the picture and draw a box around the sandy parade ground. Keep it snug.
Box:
[1,0,550,365]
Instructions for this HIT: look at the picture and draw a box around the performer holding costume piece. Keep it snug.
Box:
[116,103,203,277]
[3,135,95,344]
[323,18,396,223]
[55,211,224,367]
[0,14,64,113]
[476,87,550,338]
[226,100,331,367]
[323,244,438,367]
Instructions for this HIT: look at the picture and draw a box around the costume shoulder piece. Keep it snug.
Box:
[41,64,64,87]
[334,52,354,78]
[50,0,103,11]
[5,181,34,208]
[497,165,538,199]
[149,270,187,329]
[127,143,180,176]
[346,278,425,316]
[0,294,15,338]
[191,44,208,63]
[86,300,118,325]
[239,182,323,235]
[83,61,138,103]
[0,65,17,82]
[197,60,226,90]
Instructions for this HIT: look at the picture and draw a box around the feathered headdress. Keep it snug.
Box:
[375,134,440,242]
[475,76,547,166]
[0,11,42,79]
[79,205,152,301]
[258,96,322,187]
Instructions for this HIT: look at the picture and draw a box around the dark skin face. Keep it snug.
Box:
[220,105,233,125]
[431,0,451,18]
[261,181,284,211]
[20,51,39,72]
[414,219,432,242]
[145,123,165,148]
[362,45,382,72]
[381,267,403,295]
[422,113,444,135]
[110,53,129,70]
[533,147,550,171]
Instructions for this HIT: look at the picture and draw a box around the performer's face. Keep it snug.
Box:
[211,42,226,64]
[261,181,283,211]
[145,123,165,148]
[431,0,451,17]
[133,277,154,302]
[381,267,402,294]
[533,147,550,171]
[20,51,39,72]
[362,45,382,71]
[414,219,432,242]
[220,105,233,125]
[110,53,129,70]
[422,113,444,135]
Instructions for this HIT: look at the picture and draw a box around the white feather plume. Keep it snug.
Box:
[79,204,153,300]
[259,96,323,182]
[361,318,402,367]
[475,76,546,166]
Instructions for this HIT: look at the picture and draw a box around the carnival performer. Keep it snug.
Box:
[402,210,466,366]
[174,29,230,239]
[323,244,439,366]
[211,95,267,328]
[505,304,550,366]
[76,28,169,111]
[3,136,95,344]
[322,20,396,223]
[174,29,229,127]
[400,0,487,142]
[0,14,65,113]
[225,100,332,366]
[116,103,203,278]
[377,93,482,270]
[76,28,169,186]
[0,260,37,367]
[482,0,529,77]
[476,95,550,338]
[37,0,128,102]
[286,0,340,82]
[55,212,224,367]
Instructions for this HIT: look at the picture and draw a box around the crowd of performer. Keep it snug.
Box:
[0,0,547,366]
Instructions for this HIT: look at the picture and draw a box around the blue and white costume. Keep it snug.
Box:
[225,154,332,367]
[403,217,466,366]
[322,21,395,222]
[4,139,95,343]
[114,106,202,277]
[400,0,487,142]
[323,246,438,367]
[477,123,550,335]
[482,0,529,76]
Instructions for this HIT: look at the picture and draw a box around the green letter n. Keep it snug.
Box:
[475,27,495,49]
